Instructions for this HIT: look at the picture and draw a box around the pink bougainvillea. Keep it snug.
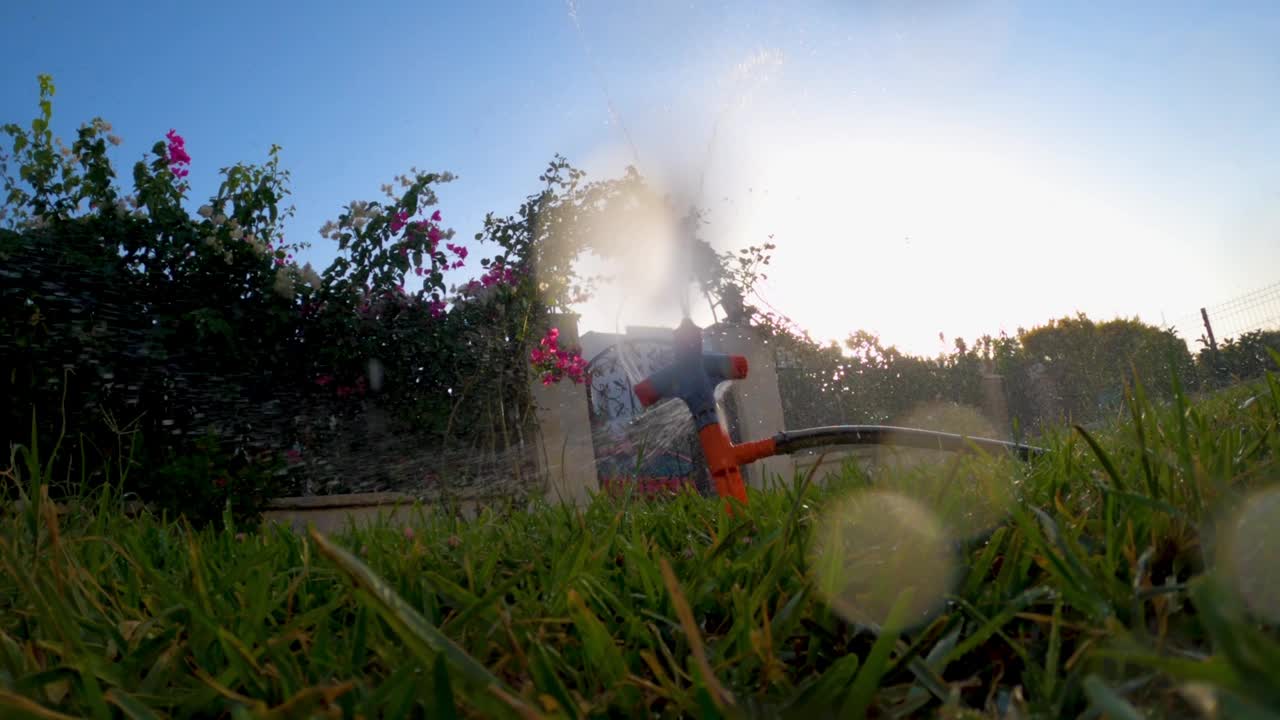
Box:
[529,325,589,385]
[390,211,409,233]
[164,129,190,179]
[446,242,468,270]
[477,263,518,289]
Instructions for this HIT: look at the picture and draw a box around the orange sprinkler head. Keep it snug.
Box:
[698,424,749,509]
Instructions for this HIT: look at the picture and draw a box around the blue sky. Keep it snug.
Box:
[3,0,1278,355]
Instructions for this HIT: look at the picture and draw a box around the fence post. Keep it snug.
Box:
[1200,307,1224,380]
[531,313,599,507]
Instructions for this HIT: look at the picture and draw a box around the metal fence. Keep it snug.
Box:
[1171,281,1280,350]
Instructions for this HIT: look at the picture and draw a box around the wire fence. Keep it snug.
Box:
[1170,281,1280,350]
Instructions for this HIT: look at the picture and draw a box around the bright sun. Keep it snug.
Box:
[576,121,1187,357]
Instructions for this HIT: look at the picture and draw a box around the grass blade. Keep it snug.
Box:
[1082,674,1144,720]
[307,525,534,717]
[842,589,914,718]
[658,556,734,712]
[0,689,80,720]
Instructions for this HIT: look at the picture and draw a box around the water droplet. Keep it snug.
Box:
[1218,485,1280,623]
[808,490,956,631]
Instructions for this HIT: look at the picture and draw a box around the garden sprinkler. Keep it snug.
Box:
[633,319,1045,511]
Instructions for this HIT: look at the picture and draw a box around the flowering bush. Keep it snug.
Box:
[2,76,671,521]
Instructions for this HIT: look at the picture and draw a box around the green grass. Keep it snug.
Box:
[2,368,1279,718]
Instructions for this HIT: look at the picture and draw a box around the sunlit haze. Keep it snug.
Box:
[5,0,1277,355]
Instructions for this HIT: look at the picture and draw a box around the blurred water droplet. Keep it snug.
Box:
[808,490,956,631]
[1218,485,1280,623]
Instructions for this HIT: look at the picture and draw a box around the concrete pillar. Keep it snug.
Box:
[531,313,600,506]
[705,323,795,488]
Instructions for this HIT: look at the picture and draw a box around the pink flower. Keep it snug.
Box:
[426,299,447,318]
[164,129,191,180]
[431,210,442,222]
[415,267,424,276]
[315,374,334,386]
[165,130,191,164]
[542,373,555,386]
[428,226,442,244]
[389,210,409,233]
[477,263,517,289]
[403,526,415,540]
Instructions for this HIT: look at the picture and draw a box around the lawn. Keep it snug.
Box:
[2,370,1279,718]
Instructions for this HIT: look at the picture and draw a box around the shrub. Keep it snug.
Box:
[1,76,673,523]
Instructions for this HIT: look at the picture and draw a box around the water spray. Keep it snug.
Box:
[633,318,1045,511]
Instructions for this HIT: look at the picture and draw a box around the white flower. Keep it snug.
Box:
[198,205,213,218]
[352,216,368,232]
[107,134,122,146]
[229,227,244,241]
[212,213,227,226]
